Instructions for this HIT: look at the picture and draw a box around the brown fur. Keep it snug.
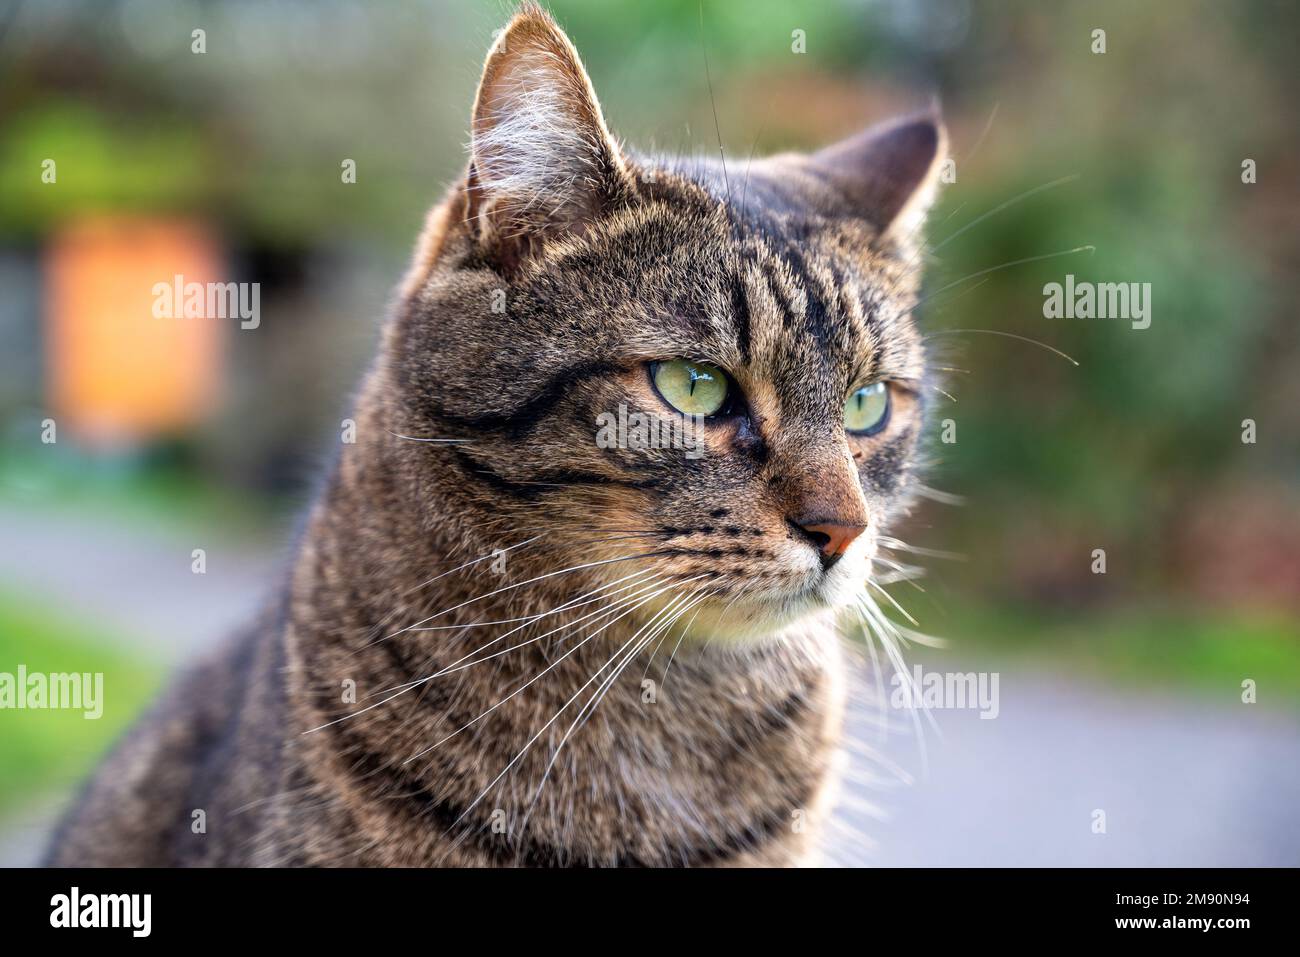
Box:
[47,4,944,868]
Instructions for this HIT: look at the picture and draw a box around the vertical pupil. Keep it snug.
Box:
[655,362,725,414]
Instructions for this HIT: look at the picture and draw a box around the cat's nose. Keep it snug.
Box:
[791,519,867,570]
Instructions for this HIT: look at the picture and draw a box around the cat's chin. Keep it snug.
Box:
[638,583,855,648]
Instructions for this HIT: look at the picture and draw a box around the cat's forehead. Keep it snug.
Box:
[563,156,925,391]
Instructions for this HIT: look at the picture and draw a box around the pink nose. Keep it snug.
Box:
[795,520,867,567]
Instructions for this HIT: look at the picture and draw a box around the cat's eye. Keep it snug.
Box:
[844,382,891,435]
[651,360,731,417]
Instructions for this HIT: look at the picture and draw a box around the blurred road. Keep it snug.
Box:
[836,674,1300,867]
[2,504,1297,867]
[0,503,283,660]
[0,502,283,867]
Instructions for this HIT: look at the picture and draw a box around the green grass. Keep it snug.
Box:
[0,588,163,815]
[901,599,1300,704]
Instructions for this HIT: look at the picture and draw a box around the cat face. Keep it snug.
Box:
[393,4,944,643]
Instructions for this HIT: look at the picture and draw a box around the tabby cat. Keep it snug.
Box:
[47,3,945,867]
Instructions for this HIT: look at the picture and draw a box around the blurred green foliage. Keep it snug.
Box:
[0,103,208,234]
[0,447,285,542]
[0,589,162,815]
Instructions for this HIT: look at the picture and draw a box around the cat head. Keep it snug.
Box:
[388,3,946,643]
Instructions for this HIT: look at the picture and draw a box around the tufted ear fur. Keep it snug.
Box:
[465,3,631,272]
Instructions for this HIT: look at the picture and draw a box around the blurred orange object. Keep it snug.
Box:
[45,217,226,447]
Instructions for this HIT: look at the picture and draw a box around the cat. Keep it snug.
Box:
[46,2,945,867]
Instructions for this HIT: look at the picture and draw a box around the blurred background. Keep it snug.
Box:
[0,0,1296,866]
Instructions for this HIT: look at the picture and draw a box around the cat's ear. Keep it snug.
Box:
[466,3,630,270]
[804,113,948,243]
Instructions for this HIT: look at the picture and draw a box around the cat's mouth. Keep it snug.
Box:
[657,589,842,644]
[580,517,876,645]
[630,554,869,645]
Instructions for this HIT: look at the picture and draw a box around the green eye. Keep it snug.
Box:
[651,360,730,417]
[844,382,891,435]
